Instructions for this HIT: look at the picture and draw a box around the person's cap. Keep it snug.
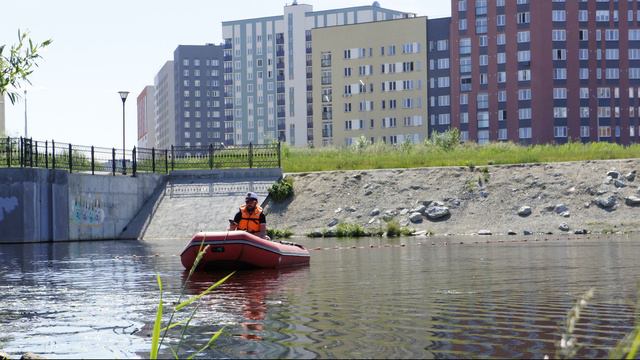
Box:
[245,192,258,201]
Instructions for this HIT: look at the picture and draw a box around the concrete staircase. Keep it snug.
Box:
[122,169,282,241]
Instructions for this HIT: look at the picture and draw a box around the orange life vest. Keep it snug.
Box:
[238,204,263,234]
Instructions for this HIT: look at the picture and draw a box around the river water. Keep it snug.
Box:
[1,235,639,359]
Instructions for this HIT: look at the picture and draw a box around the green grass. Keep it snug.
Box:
[281,140,640,173]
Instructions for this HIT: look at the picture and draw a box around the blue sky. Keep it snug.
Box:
[1,1,450,148]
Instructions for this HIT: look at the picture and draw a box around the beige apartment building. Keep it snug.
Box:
[312,16,428,147]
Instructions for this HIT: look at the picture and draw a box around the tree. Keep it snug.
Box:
[0,30,52,105]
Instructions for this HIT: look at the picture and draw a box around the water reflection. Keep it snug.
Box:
[0,236,639,358]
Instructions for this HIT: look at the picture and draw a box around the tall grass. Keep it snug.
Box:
[151,240,234,359]
[281,138,640,173]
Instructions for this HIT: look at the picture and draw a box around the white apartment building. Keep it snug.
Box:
[154,61,176,150]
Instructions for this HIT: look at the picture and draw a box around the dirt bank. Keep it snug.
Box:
[264,158,640,237]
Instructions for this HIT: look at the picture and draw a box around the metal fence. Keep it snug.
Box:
[0,137,281,176]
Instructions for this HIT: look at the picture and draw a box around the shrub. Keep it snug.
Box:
[267,228,293,239]
[385,220,413,237]
[268,176,294,202]
[336,222,368,237]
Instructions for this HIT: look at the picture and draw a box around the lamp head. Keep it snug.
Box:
[118,91,130,102]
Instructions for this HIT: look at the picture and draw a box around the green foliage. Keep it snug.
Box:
[335,222,367,237]
[385,219,413,237]
[281,140,640,173]
[425,128,461,151]
[267,228,293,239]
[353,135,370,151]
[0,30,52,104]
[268,176,294,202]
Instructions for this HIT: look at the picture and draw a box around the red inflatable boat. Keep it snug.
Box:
[180,231,310,270]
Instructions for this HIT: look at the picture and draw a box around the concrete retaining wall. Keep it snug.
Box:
[0,168,165,243]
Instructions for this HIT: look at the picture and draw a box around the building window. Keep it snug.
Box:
[554,126,568,138]
[519,127,532,139]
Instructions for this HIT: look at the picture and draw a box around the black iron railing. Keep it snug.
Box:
[0,137,281,176]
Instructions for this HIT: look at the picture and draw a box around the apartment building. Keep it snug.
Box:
[312,16,428,147]
[173,44,227,148]
[450,0,640,145]
[427,17,453,137]
[222,1,414,147]
[137,86,155,149]
[0,94,4,136]
[154,61,175,150]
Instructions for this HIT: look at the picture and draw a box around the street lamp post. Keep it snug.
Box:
[118,91,129,174]
[24,89,28,138]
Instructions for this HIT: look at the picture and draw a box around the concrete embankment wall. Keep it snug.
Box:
[0,168,164,243]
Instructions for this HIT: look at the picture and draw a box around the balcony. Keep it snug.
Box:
[277,99,285,106]
[307,109,313,116]
[225,115,234,121]
[321,59,331,67]
[224,55,232,61]
[277,86,285,93]
[276,49,285,57]
[306,47,312,54]
[276,34,284,43]
[277,74,285,82]
[307,84,312,91]
[306,59,312,66]
[277,111,286,118]
[225,103,233,109]
[322,112,333,120]
[306,71,312,79]
[277,61,285,69]
[224,79,233,85]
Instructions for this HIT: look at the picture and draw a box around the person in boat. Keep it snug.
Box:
[229,192,270,240]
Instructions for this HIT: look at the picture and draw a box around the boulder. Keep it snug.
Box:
[478,229,492,235]
[596,195,617,209]
[614,179,627,188]
[607,170,620,179]
[399,208,409,216]
[554,204,568,214]
[327,218,339,227]
[518,206,532,217]
[21,353,45,360]
[626,170,637,182]
[425,206,450,220]
[410,204,427,215]
[507,230,517,235]
[523,230,533,235]
[574,229,588,235]
[560,211,570,218]
[369,208,380,216]
[559,223,570,232]
[409,212,423,223]
[625,196,640,206]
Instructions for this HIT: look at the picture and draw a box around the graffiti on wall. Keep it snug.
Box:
[0,196,19,222]
[71,195,105,225]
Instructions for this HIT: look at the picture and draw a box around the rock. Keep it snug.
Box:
[508,230,517,235]
[425,206,450,220]
[382,209,397,221]
[416,200,433,207]
[369,208,380,216]
[614,179,627,188]
[480,191,489,198]
[604,176,613,185]
[560,211,570,218]
[564,187,576,195]
[559,223,570,232]
[410,204,427,215]
[352,173,362,180]
[518,206,532,217]
[607,170,620,179]
[625,196,640,206]
[431,200,445,207]
[334,208,343,214]
[574,229,588,235]
[345,206,357,212]
[308,230,323,237]
[596,195,617,209]
[523,230,534,235]
[544,204,556,212]
[626,170,637,182]
[409,212,423,223]
[478,229,492,235]
[364,190,373,196]
[327,219,339,227]
[368,217,378,224]
[400,208,409,216]
[554,204,568,214]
